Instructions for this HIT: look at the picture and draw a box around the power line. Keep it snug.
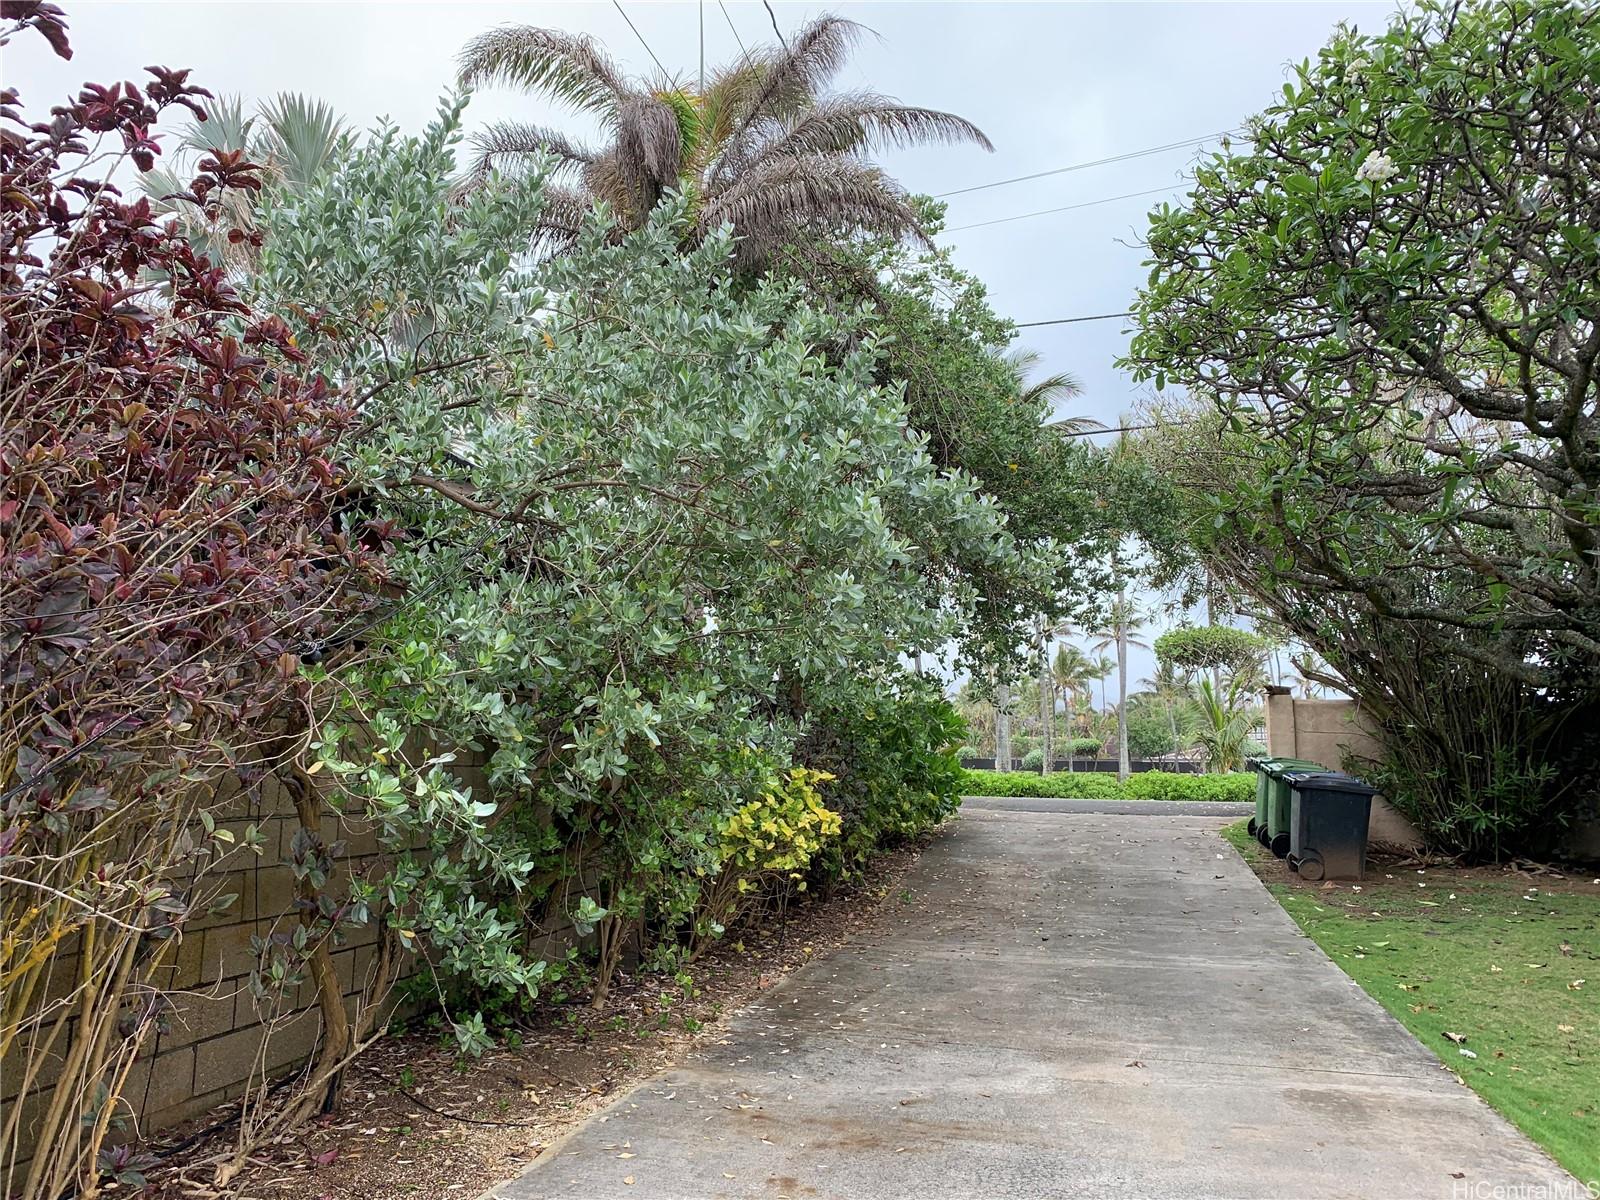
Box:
[933,130,1236,199]
[941,185,1180,233]
[1015,312,1132,328]
[762,0,787,49]
[612,0,669,77]
[717,0,748,56]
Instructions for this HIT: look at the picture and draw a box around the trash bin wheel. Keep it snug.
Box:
[1257,826,1271,848]
[1270,832,1291,859]
[1295,854,1325,882]
[1246,818,1258,837]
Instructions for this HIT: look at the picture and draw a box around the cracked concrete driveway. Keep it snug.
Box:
[486,801,1578,1200]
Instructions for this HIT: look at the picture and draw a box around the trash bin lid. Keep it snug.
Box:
[1262,758,1324,778]
[1282,770,1379,796]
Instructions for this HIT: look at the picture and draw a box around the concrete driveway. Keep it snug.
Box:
[486,801,1577,1200]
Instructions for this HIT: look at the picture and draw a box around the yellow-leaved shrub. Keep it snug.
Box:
[696,768,839,949]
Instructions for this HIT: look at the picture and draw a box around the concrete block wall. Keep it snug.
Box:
[3,748,489,1163]
[1261,693,1425,849]
[1262,693,1600,859]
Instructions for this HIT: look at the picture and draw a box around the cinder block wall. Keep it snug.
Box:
[4,749,489,1163]
[1261,694,1425,848]
[1262,694,1600,858]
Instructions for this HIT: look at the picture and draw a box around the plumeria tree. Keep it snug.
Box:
[1126,0,1600,853]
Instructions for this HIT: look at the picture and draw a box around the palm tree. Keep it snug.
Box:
[1091,592,1150,781]
[994,347,1080,408]
[1049,642,1096,770]
[455,14,991,269]
[1196,677,1254,773]
[952,681,995,757]
[1089,653,1115,716]
[1138,660,1194,760]
[142,93,351,266]
[990,346,1111,439]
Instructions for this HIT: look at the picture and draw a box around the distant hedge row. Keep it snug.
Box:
[959,769,1254,804]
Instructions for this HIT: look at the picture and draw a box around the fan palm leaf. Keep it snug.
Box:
[257,93,350,190]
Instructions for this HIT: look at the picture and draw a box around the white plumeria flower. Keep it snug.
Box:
[1356,151,1398,184]
[1346,55,1371,79]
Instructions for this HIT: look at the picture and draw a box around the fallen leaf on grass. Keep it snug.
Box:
[1490,965,1503,973]
[1459,1049,1478,1059]
[1443,1031,1468,1044]
[1558,1024,1574,1034]
[1569,980,1585,991]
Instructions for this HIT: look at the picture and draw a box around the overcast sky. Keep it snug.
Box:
[10,0,1390,689]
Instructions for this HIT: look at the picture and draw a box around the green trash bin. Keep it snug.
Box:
[1284,770,1379,881]
[1246,757,1279,840]
[1259,758,1322,855]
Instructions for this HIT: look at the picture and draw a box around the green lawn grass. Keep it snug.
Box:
[1222,821,1600,1184]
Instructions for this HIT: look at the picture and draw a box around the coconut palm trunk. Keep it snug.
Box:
[1036,619,1054,775]
[1116,589,1131,782]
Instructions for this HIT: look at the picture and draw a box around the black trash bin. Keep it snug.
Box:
[1282,771,1379,881]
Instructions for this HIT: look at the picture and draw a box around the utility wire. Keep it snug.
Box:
[1015,312,1132,328]
[942,184,1179,233]
[717,0,748,56]
[612,0,669,77]
[933,130,1237,199]
[763,0,787,49]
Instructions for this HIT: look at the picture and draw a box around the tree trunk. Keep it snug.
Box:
[280,762,353,1121]
[1117,587,1131,783]
[1037,623,1053,775]
[994,682,1013,771]
[1203,576,1222,697]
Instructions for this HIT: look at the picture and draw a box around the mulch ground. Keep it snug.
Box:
[1242,836,1600,902]
[143,838,935,1200]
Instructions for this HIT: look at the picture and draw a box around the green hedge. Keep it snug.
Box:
[959,769,1254,803]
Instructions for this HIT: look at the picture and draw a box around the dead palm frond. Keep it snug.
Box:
[458,25,635,116]
[455,11,990,271]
